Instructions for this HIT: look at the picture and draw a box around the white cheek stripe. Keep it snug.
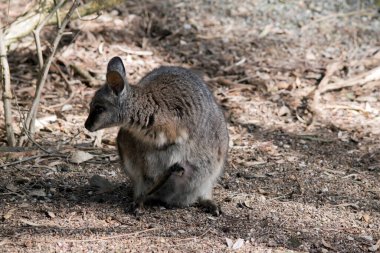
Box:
[156,132,168,147]
[175,129,189,144]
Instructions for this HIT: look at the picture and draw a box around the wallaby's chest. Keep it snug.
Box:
[117,128,184,181]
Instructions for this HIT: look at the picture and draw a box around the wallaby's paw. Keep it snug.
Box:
[170,163,185,176]
[208,202,222,217]
[125,201,145,217]
[133,206,145,217]
[198,199,222,216]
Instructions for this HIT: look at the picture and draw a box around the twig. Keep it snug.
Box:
[215,77,253,89]
[320,66,380,94]
[48,61,76,108]
[298,135,334,143]
[75,8,102,21]
[311,61,342,125]
[33,0,66,70]
[24,0,80,136]
[12,87,52,153]
[301,8,376,31]
[54,0,62,27]
[0,153,67,169]
[333,202,360,209]
[59,228,158,242]
[3,0,124,48]
[0,29,15,146]
[115,45,153,56]
[324,104,367,113]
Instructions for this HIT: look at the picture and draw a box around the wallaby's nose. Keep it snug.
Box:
[84,118,94,132]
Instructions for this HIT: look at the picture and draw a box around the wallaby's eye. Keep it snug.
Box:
[94,105,105,113]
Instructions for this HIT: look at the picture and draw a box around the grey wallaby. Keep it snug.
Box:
[85,56,229,215]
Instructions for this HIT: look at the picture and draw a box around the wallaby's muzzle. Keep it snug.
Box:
[84,115,96,132]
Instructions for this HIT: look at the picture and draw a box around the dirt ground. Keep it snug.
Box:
[1,0,380,252]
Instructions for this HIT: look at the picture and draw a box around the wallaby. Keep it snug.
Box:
[85,56,229,216]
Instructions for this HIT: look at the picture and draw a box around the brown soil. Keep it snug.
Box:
[1,0,380,252]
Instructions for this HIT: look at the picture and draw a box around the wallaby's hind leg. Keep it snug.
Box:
[198,198,222,216]
[125,199,145,216]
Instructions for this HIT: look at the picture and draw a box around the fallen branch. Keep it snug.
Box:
[320,65,380,94]
[310,61,342,124]
[24,0,80,136]
[3,0,125,48]
[215,77,253,89]
[0,153,67,169]
[58,228,158,242]
[0,29,16,146]
[301,8,376,31]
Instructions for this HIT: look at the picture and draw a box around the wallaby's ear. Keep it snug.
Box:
[106,56,126,95]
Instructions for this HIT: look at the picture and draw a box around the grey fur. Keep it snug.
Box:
[85,57,229,214]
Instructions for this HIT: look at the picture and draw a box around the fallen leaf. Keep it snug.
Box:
[35,115,57,129]
[19,203,29,208]
[362,213,370,223]
[360,235,373,243]
[278,105,291,116]
[61,104,73,111]
[243,200,254,209]
[241,161,266,167]
[46,211,55,218]
[368,239,380,252]
[29,189,46,197]
[6,184,18,192]
[70,150,94,164]
[0,239,11,246]
[3,208,16,220]
[20,218,42,227]
[48,161,65,167]
[277,81,290,90]
[259,24,273,38]
[322,239,336,251]
[232,238,244,250]
[226,238,233,248]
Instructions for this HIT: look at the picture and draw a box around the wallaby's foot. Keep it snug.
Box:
[132,205,145,217]
[126,199,145,216]
[170,163,185,177]
[198,199,222,216]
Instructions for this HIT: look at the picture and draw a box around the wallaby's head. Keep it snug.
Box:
[85,56,128,132]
